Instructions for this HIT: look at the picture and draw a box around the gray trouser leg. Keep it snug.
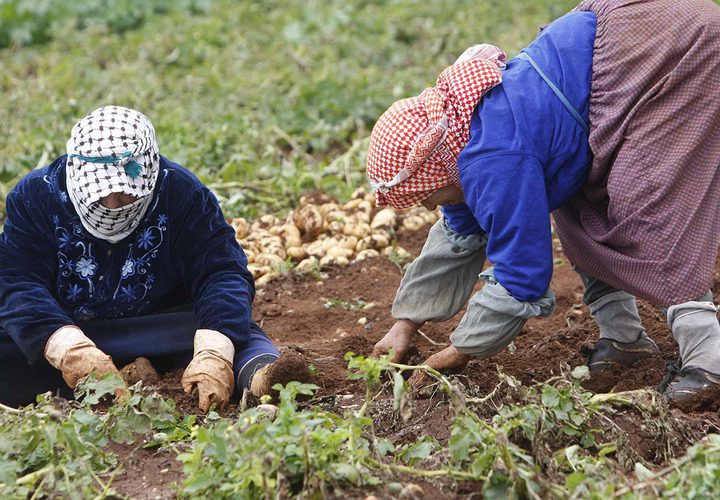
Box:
[392,219,487,324]
[667,292,720,373]
[575,267,648,344]
[450,268,555,357]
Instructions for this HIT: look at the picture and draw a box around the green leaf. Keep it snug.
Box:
[571,365,590,381]
[375,438,395,456]
[332,463,359,483]
[541,386,560,408]
[400,439,436,466]
[565,471,586,491]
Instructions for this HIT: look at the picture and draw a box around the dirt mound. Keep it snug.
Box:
[582,357,667,393]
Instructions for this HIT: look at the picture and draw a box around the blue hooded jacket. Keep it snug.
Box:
[442,11,597,302]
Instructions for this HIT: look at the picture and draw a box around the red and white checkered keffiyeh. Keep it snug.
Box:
[366,44,505,209]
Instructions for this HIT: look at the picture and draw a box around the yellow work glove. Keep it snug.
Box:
[45,326,124,389]
[181,330,235,413]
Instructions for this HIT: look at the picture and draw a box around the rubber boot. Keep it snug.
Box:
[584,291,660,372]
[664,298,720,405]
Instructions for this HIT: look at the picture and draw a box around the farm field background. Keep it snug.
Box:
[2,1,720,499]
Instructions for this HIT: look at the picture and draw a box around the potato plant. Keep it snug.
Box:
[2,356,720,498]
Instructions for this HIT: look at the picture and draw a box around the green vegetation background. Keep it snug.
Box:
[0,0,579,224]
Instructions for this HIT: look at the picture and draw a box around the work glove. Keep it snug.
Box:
[182,329,235,413]
[45,326,124,389]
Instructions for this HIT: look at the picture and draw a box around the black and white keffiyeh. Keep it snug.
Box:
[65,106,160,243]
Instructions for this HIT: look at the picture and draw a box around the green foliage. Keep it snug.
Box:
[4,357,720,498]
[0,394,115,498]
[0,373,192,498]
[0,0,580,225]
[0,0,210,49]
[323,297,369,310]
[177,381,379,498]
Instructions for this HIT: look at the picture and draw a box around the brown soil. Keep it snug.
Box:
[120,357,162,386]
[249,347,313,399]
[109,226,720,498]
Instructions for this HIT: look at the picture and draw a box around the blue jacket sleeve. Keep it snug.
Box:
[173,186,255,348]
[441,202,485,236]
[0,186,73,365]
[460,154,553,302]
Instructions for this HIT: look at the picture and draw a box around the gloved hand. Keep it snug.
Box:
[45,326,124,389]
[182,330,235,413]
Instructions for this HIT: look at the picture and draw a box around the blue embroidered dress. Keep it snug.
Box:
[0,155,255,366]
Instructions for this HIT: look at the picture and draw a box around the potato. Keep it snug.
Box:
[319,202,340,217]
[420,211,439,224]
[255,272,278,288]
[325,210,348,224]
[321,237,340,252]
[319,255,350,267]
[342,198,363,211]
[305,240,326,258]
[233,218,249,239]
[383,245,410,258]
[286,246,308,261]
[351,187,367,199]
[343,222,370,238]
[369,233,390,249]
[295,257,319,273]
[259,214,278,226]
[247,264,266,280]
[355,211,370,224]
[258,239,286,260]
[370,208,397,230]
[355,249,379,261]
[402,215,425,231]
[327,220,345,234]
[357,200,372,213]
[292,204,323,239]
[282,224,302,248]
[243,248,256,264]
[254,253,284,267]
[355,237,371,253]
[326,247,354,259]
[338,236,358,250]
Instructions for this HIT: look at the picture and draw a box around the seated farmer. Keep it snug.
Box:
[0,105,296,411]
[366,0,720,405]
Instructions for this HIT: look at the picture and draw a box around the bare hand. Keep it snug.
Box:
[408,346,471,397]
[372,319,422,362]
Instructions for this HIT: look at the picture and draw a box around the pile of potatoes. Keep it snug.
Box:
[229,188,439,287]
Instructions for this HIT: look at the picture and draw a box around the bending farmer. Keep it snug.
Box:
[366,0,720,406]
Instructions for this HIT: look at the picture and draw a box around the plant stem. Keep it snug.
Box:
[0,402,22,414]
[16,464,53,486]
[365,458,485,481]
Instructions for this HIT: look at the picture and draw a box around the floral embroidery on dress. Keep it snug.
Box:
[121,259,135,279]
[53,211,167,320]
[108,214,168,315]
[137,228,155,250]
[55,221,97,307]
[75,257,97,278]
[66,283,83,302]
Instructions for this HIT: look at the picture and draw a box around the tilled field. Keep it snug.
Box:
[104,201,720,499]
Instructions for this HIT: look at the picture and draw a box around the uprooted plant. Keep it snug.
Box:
[1,356,719,499]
